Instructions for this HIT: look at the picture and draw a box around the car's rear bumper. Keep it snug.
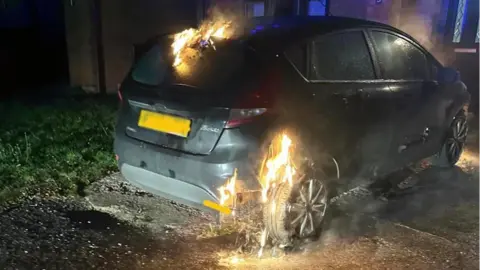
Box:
[114,131,260,213]
[120,162,219,213]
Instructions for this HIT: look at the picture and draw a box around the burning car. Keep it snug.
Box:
[114,16,470,247]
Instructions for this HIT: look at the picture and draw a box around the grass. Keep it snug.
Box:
[0,96,119,203]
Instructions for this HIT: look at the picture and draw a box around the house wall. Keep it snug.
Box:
[64,0,98,92]
[64,0,198,93]
[100,0,198,93]
[330,0,368,19]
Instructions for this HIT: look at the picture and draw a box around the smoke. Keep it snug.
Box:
[387,1,455,66]
[202,4,248,38]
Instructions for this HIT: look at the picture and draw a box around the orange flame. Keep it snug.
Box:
[260,134,296,203]
[218,169,237,207]
[171,20,232,67]
[171,28,197,66]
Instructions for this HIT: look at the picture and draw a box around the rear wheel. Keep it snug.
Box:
[431,111,468,167]
[262,159,333,247]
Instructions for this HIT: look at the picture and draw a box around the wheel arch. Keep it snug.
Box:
[445,102,469,129]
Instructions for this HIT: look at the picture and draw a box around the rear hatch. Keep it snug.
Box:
[119,37,269,155]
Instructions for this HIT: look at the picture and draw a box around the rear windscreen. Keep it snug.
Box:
[131,45,168,86]
[131,40,254,93]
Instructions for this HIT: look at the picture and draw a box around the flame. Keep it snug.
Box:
[171,19,232,67]
[229,256,244,264]
[256,133,297,254]
[260,134,296,203]
[171,28,197,66]
[218,169,237,206]
[212,25,227,38]
[257,228,268,258]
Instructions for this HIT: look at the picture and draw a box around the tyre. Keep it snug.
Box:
[262,157,334,247]
[431,110,468,167]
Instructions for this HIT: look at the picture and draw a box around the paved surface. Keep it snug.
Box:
[0,124,478,269]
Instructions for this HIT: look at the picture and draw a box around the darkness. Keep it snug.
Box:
[0,0,68,100]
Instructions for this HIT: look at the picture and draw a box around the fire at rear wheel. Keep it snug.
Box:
[263,167,330,246]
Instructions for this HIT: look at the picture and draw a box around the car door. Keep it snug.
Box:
[283,29,397,182]
[368,29,446,166]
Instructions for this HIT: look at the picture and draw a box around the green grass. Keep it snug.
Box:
[0,96,119,203]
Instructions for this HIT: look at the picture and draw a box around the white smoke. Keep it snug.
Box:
[387,1,455,65]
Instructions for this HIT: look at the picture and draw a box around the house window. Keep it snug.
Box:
[476,21,479,43]
[308,0,326,16]
[245,1,265,17]
[452,0,468,43]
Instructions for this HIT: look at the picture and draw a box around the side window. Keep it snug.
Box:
[285,43,307,77]
[371,31,428,80]
[310,31,375,80]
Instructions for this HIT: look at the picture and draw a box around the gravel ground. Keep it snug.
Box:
[0,123,478,269]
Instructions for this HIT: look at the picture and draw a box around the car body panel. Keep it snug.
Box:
[114,16,471,213]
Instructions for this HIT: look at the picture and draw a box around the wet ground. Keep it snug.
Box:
[0,124,478,270]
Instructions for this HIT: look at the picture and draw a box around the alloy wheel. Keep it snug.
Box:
[445,116,468,164]
[287,177,328,238]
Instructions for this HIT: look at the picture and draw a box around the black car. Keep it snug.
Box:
[114,16,470,246]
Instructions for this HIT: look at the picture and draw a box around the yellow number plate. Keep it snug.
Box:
[138,110,191,138]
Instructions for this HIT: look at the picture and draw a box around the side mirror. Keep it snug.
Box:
[438,67,461,83]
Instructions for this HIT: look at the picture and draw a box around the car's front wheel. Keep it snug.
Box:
[431,111,468,167]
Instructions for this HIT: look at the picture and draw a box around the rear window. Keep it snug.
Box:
[131,40,253,92]
[131,45,168,86]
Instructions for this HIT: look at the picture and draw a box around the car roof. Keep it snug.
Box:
[242,16,406,51]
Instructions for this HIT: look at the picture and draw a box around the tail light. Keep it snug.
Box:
[225,70,277,129]
[225,108,267,128]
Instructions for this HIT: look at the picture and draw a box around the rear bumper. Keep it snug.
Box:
[120,163,219,213]
[114,130,260,213]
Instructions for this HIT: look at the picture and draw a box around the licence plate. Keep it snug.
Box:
[138,110,191,138]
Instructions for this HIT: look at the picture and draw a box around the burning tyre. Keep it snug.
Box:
[263,167,331,246]
[258,132,335,248]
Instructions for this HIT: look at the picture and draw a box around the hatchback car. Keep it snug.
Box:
[114,16,470,245]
